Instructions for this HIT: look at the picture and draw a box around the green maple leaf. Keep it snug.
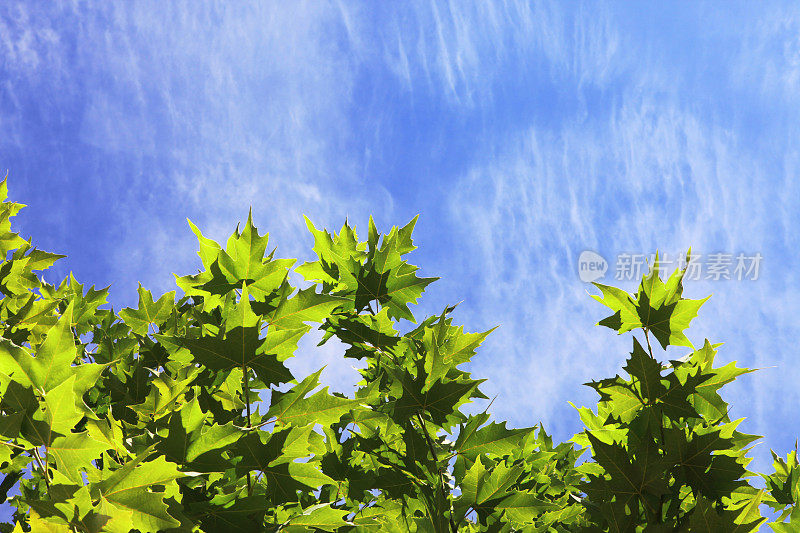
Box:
[388,361,486,429]
[0,303,104,395]
[0,256,36,297]
[34,376,83,440]
[357,259,437,323]
[0,176,28,256]
[279,502,352,531]
[0,380,39,442]
[296,216,365,291]
[420,306,495,393]
[38,273,110,335]
[158,397,242,472]
[174,269,226,313]
[48,433,109,486]
[585,376,644,425]
[658,370,707,422]
[92,452,186,533]
[454,457,488,523]
[233,427,335,504]
[234,427,315,474]
[686,495,764,532]
[194,258,242,297]
[186,219,222,271]
[217,210,296,297]
[772,510,800,533]
[193,492,268,531]
[3,292,60,346]
[2,377,107,484]
[157,284,294,387]
[454,412,531,464]
[725,488,769,532]
[174,216,295,310]
[622,338,666,404]
[298,216,437,322]
[664,426,749,500]
[266,368,358,428]
[585,337,712,427]
[258,326,307,366]
[593,252,709,349]
[128,366,201,421]
[494,491,563,525]
[473,461,526,504]
[345,498,404,530]
[90,494,135,533]
[763,449,800,513]
[456,457,556,527]
[259,286,349,330]
[84,413,130,461]
[584,431,669,519]
[118,284,176,335]
[672,339,756,422]
[318,307,400,360]
[17,246,65,272]
[582,338,668,425]
[185,423,241,466]
[18,509,72,533]
[0,240,64,298]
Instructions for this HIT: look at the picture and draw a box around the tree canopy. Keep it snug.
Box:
[0,177,797,532]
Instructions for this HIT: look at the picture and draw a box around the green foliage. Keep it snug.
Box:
[0,177,795,532]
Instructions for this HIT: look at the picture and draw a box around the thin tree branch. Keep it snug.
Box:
[643,329,655,359]
[32,447,51,494]
[415,412,457,533]
[243,361,253,496]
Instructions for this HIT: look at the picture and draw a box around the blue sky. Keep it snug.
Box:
[2,0,800,516]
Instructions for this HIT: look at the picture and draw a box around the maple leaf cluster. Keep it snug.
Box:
[0,177,797,532]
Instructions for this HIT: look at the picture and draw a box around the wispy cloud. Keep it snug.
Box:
[732,6,800,105]
[341,2,622,109]
[2,2,394,302]
[447,75,800,473]
[3,1,800,480]
[1,2,395,399]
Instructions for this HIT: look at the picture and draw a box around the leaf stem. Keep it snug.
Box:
[415,412,456,533]
[1,441,28,451]
[643,326,665,524]
[32,447,51,494]
[643,328,654,359]
[247,416,277,431]
[243,362,253,496]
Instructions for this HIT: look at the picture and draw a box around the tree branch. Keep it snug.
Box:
[416,412,457,533]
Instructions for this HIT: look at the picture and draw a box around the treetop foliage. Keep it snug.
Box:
[0,176,797,532]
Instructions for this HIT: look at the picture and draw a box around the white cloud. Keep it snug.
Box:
[0,4,64,149]
[23,2,391,300]
[732,7,800,105]
[447,91,800,469]
[1,2,393,393]
[5,1,800,477]
[357,2,623,107]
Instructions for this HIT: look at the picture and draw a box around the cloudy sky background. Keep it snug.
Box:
[2,0,800,511]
